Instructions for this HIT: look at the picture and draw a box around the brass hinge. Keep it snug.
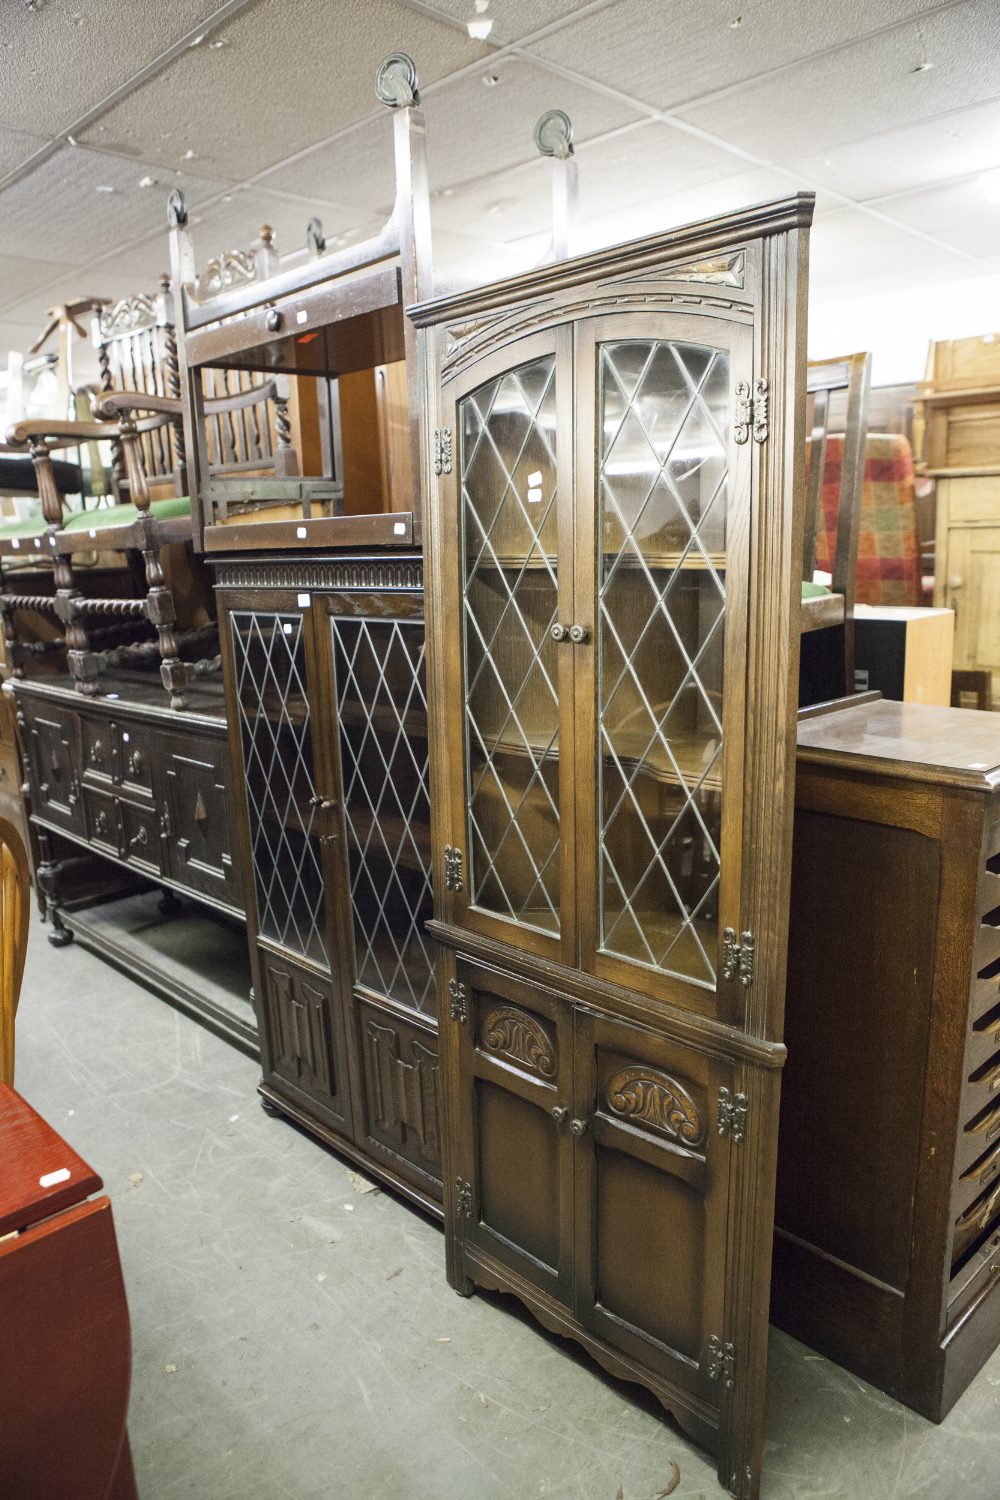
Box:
[707,1335,736,1388]
[443,843,464,892]
[721,927,754,986]
[455,1177,472,1219]
[718,1086,748,1143]
[449,978,468,1023]
[734,378,768,445]
[434,426,453,475]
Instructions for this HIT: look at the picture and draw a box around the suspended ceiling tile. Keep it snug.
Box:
[788,99,1000,205]
[0,124,52,180]
[807,207,980,300]
[675,0,1000,160]
[77,0,490,180]
[0,0,217,137]
[528,0,950,113]
[0,146,227,264]
[428,119,755,242]
[0,253,78,314]
[181,189,382,270]
[872,179,1000,258]
[419,0,611,45]
[259,115,401,220]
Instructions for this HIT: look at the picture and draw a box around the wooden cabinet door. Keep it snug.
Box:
[944,525,1000,674]
[454,960,575,1304]
[25,701,83,835]
[161,736,239,909]
[437,329,579,969]
[572,1010,731,1411]
[573,313,753,1021]
[257,950,353,1136]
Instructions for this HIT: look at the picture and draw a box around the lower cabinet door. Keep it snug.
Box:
[25,701,83,835]
[257,950,353,1137]
[162,738,239,908]
[572,1010,731,1403]
[455,961,575,1303]
[356,996,442,1196]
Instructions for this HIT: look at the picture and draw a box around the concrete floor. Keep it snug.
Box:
[14,909,1000,1500]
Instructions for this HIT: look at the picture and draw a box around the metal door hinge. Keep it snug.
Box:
[718,1086,748,1143]
[734,378,768,445]
[707,1335,736,1388]
[455,1177,472,1219]
[444,844,464,891]
[434,427,453,475]
[721,927,754,985]
[449,978,468,1023]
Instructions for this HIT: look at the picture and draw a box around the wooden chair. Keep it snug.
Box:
[1,277,296,708]
[799,350,872,705]
[0,813,30,1086]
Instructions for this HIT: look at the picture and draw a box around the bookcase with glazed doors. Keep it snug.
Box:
[411,194,813,1498]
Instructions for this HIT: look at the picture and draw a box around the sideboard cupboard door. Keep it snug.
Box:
[257,950,353,1136]
[454,961,575,1303]
[438,328,579,968]
[572,1010,731,1418]
[574,316,753,1017]
[162,739,238,908]
[25,701,83,836]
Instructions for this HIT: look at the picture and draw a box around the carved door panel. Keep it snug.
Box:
[25,702,83,834]
[454,959,575,1303]
[258,950,353,1135]
[161,736,238,907]
[572,1010,732,1410]
[356,997,441,1195]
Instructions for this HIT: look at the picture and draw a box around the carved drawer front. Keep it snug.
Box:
[572,1011,731,1400]
[163,740,238,907]
[357,997,441,1194]
[24,701,83,833]
[258,950,353,1136]
[120,799,164,877]
[81,716,117,787]
[118,725,156,800]
[82,786,122,858]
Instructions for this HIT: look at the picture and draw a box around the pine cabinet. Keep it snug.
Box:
[414,195,813,1498]
[217,555,442,1211]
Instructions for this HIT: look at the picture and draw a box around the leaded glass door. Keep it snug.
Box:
[574,314,753,1016]
[440,329,578,966]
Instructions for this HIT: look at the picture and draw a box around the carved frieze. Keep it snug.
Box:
[212,558,423,592]
[98,292,161,339]
[196,248,257,299]
[481,1005,557,1079]
[606,1064,704,1148]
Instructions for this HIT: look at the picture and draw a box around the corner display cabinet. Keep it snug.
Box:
[215,554,441,1213]
[411,194,813,1498]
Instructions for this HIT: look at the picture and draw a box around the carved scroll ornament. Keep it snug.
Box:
[606,1065,704,1148]
[482,1005,557,1079]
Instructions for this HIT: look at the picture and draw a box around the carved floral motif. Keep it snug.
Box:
[482,1005,556,1079]
[196,248,257,299]
[606,1065,704,1147]
[99,293,160,338]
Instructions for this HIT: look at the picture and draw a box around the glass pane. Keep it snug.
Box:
[231,612,328,967]
[460,355,560,933]
[598,340,729,987]
[331,617,436,1017]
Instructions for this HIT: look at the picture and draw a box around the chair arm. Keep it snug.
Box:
[6,418,120,450]
[93,392,182,421]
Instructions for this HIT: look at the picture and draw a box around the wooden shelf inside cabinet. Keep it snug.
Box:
[342,805,432,872]
[473,727,721,794]
[338,700,428,740]
[470,553,728,573]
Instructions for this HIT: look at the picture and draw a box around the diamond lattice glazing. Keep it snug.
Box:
[231,611,328,967]
[332,618,436,1016]
[598,340,730,986]
[460,355,561,933]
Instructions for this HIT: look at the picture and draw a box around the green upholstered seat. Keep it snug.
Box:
[801,580,832,599]
[61,495,191,532]
[0,512,45,539]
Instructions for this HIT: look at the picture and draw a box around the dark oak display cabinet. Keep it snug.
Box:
[217,555,442,1213]
[412,196,813,1499]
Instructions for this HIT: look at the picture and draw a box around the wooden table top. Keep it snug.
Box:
[0,1083,101,1238]
[797,697,1000,790]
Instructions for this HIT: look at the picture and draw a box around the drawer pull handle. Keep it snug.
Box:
[130,826,149,849]
[129,750,143,777]
[568,1118,588,1137]
[551,1106,568,1123]
[90,739,103,764]
[95,811,109,836]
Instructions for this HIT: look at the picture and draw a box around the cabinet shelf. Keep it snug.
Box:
[468,552,727,573]
[471,727,721,793]
[343,804,432,873]
[338,700,428,739]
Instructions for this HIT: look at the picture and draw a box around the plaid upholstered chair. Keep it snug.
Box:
[814,432,922,608]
